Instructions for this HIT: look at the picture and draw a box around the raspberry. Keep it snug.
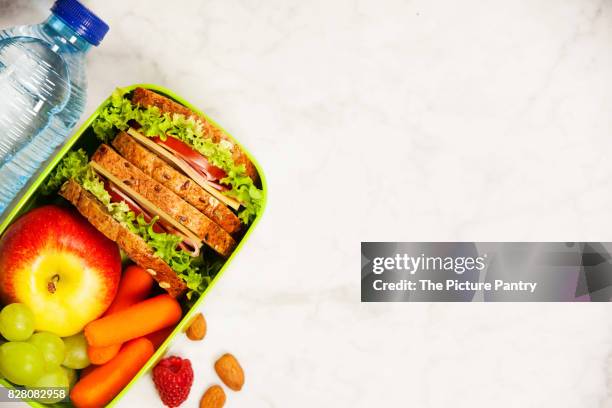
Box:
[152,356,194,407]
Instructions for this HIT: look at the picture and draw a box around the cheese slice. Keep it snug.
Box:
[126,128,241,211]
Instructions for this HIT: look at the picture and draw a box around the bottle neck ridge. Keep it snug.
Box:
[41,15,92,53]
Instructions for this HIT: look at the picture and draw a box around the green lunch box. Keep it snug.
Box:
[0,84,267,407]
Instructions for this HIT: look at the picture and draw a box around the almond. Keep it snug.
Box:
[214,353,244,391]
[186,313,207,341]
[200,384,226,408]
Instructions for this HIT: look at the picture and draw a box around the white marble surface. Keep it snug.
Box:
[2,0,612,406]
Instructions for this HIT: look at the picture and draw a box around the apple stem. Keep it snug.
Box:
[48,274,60,294]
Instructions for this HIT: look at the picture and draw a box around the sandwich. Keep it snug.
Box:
[42,88,264,300]
[93,87,263,224]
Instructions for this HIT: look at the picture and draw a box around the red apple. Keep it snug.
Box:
[0,205,121,337]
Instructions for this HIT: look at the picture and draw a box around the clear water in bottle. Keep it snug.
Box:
[0,0,108,216]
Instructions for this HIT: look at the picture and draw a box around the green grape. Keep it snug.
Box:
[0,303,35,341]
[27,367,69,404]
[28,332,65,370]
[0,339,4,380]
[62,333,90,369]
[61,366,77,389]
[0,342,44,385]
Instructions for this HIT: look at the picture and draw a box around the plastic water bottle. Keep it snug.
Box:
[0,0,109,215]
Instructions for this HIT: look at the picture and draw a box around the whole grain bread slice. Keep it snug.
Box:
[112,131,241,234]
[92,144,236,257]
[59,179,187,298]
[131,87,260,185]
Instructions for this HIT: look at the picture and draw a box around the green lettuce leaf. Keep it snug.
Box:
[41,149,89,195]
[91,88,263,224]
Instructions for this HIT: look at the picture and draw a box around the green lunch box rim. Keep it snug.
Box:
[0,83,267,407]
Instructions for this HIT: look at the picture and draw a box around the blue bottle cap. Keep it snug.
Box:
[50,0,109,46]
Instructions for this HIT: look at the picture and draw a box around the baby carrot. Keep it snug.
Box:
[87,265,153,364]
[106,265,154,315]
[70,338,154,408]
[88,343,121,365]
[84,294,182,348]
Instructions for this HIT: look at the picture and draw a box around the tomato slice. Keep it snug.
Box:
[152,136,227,182]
